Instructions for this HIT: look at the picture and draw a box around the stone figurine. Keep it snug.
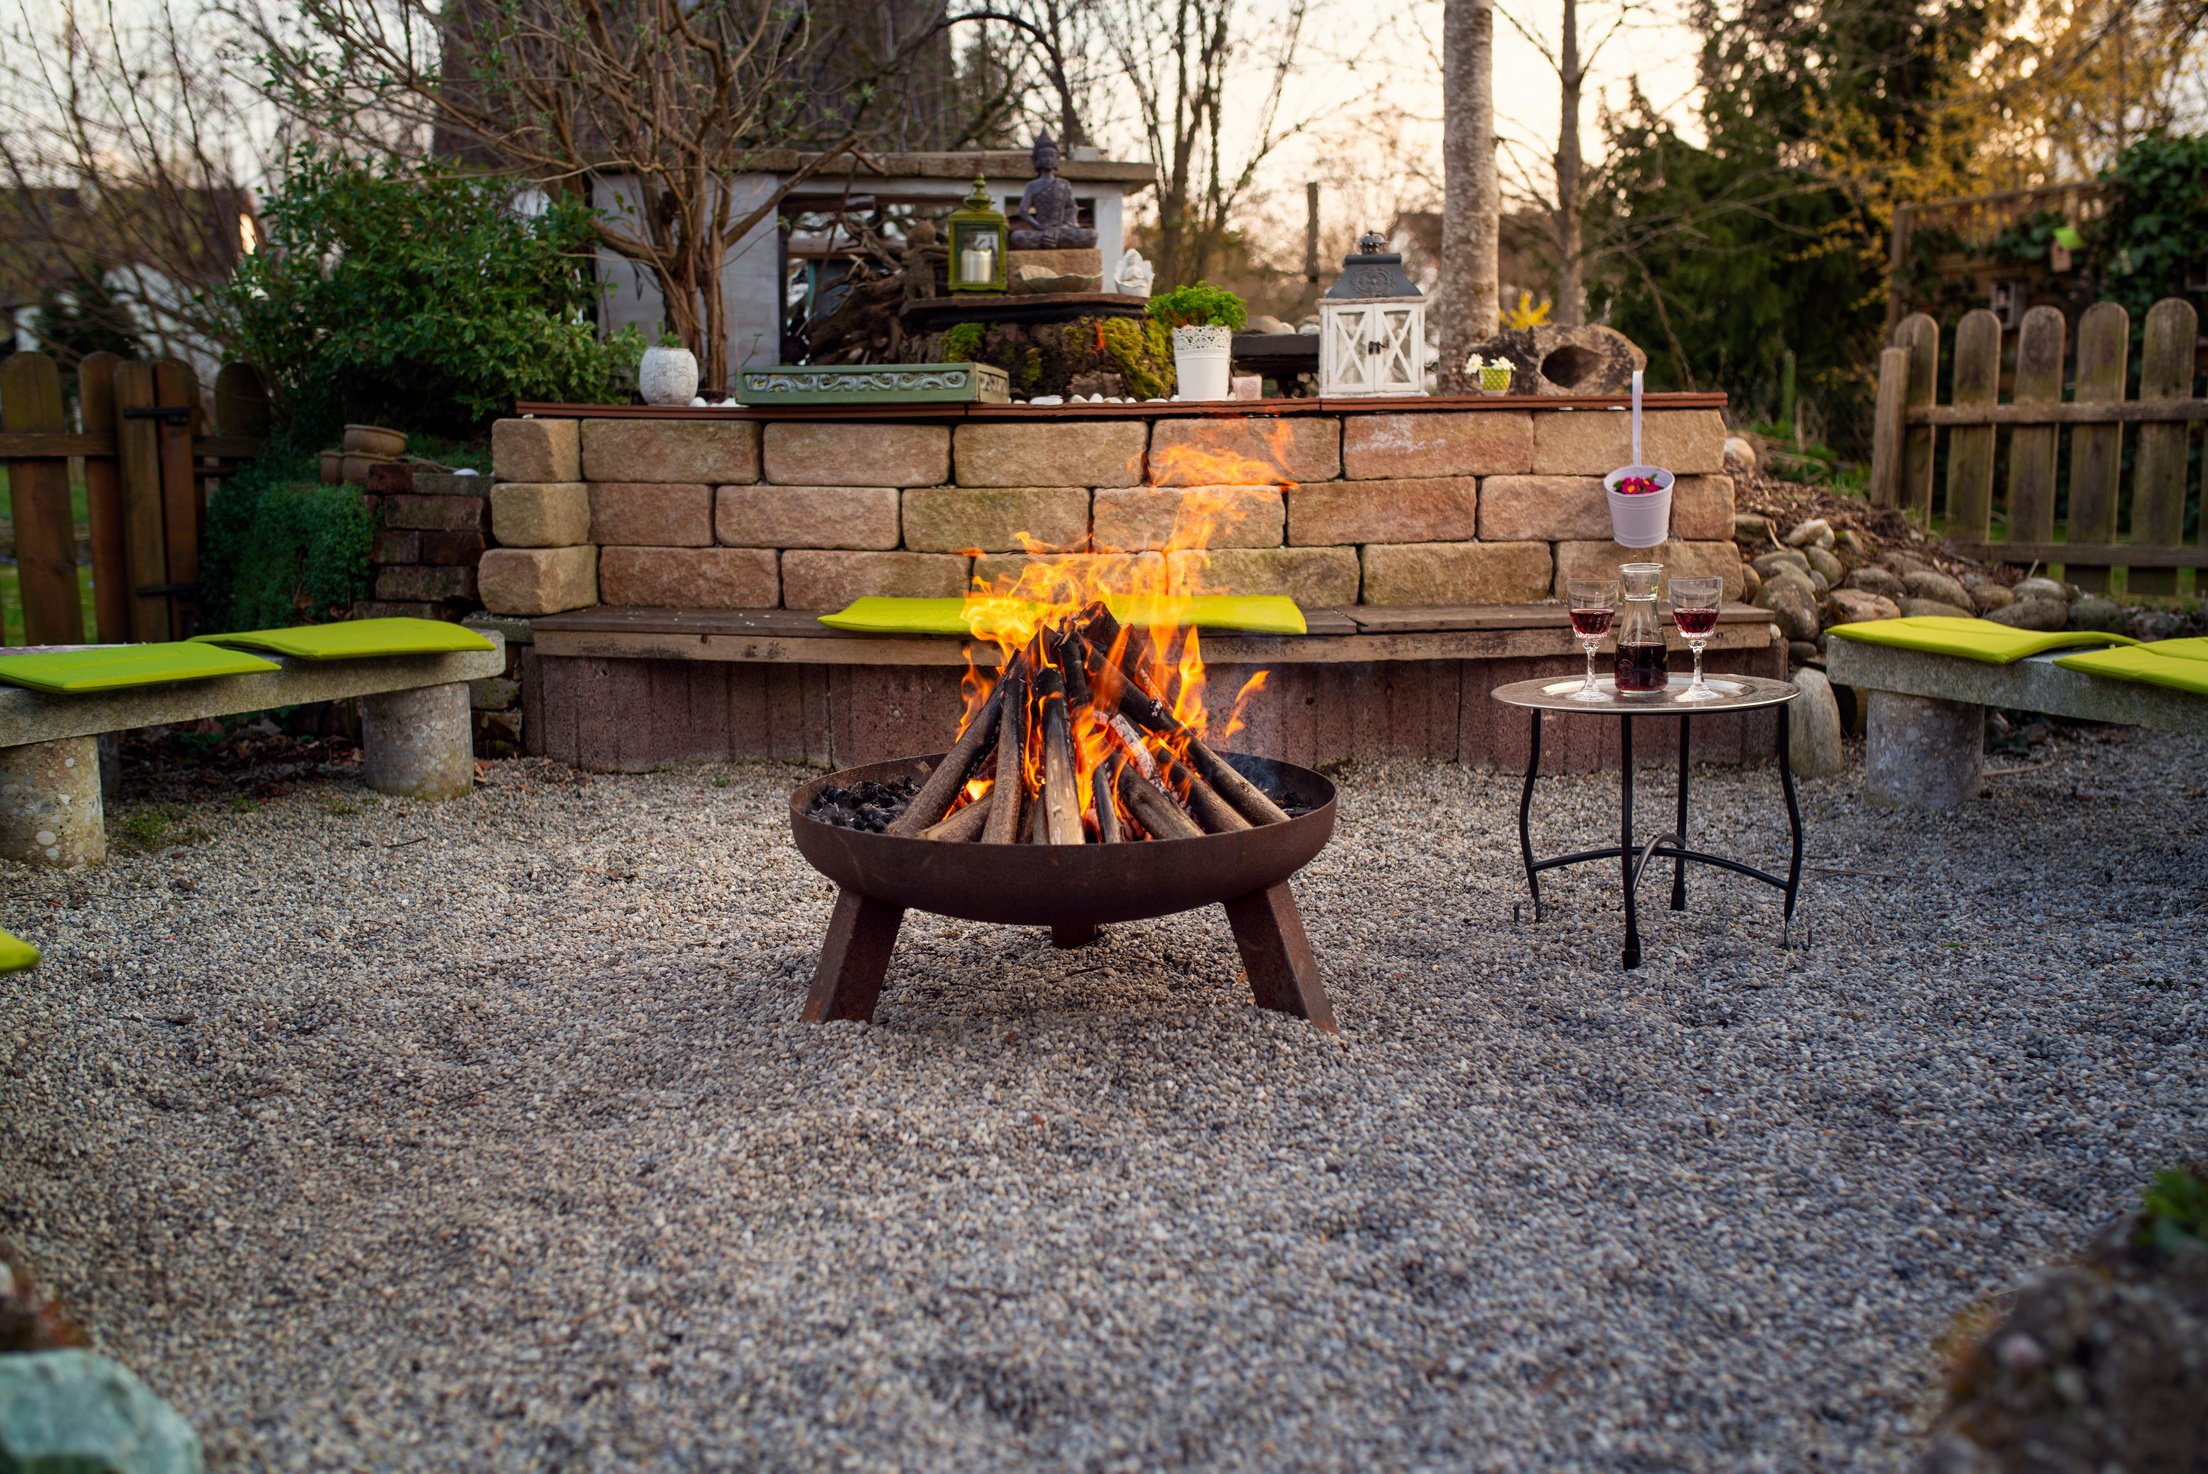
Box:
[1011,132,1095,249]
[1114,248,1155,298]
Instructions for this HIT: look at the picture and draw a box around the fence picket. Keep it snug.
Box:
[2130,299,2197,597]
[2065,302,2129,592]
[1869,346,1910,508]
[113,360,172,642]
[2003,307,2065,547]
[0,351,85,646]
[77,352,132,643]
[1897,314,1940,522]
[1943,309,2000,540]
[153,360,203,636]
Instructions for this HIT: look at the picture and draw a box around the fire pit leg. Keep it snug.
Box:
[802,888,906,1022]
[1223,882,1336,1032]
[1051,923,1100,949]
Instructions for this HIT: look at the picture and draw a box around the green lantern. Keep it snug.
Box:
[946,176,1009,294]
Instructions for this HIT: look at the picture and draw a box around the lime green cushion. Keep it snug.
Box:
[0,928,37,973]
[1826,616,2135,664]
[819,595,1308,637]
[194,617,493,660]
[2052,642,2208,696]
[0,642,281,694]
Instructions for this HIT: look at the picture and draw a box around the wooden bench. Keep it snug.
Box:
[521,604,1786,773]
[1825,636,2204,809]
[0,637,506,867]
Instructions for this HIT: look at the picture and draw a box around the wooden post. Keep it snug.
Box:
[2130,298,2197,597]
[77,352,131,643]
[2003,306,2066,551]
[0,351,84,646]
[2067,302,2129,593]
[1943,309,2001,542]
[112,360,170,642]
[152,360,202,637]
[1896,314,1940,524]
[1868,345,1911,509]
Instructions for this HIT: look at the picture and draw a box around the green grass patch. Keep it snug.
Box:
[115,804,210,851]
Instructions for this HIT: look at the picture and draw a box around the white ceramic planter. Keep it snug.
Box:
[1604,465,1675,548]
[639,345,700,407]
[1171,325,1233,402]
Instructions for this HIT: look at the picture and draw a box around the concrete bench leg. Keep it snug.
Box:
[0,736,106,867]
[1864,690,1983,810]
[360,683,474,799]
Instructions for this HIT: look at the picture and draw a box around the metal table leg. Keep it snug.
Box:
[1671,713,1692,912]
[1620,713,1639,968]
[1778,702,1805,944]
[1516,708,1543,921]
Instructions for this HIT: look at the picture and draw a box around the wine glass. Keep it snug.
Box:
[1669,576,1723,702]
[1565,579,1618,702]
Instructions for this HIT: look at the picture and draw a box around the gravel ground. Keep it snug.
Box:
[3,726,2204,1473]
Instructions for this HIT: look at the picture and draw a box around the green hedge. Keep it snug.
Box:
[198,444,375,633]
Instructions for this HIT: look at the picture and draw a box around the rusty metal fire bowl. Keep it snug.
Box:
[790,751,1340,1029]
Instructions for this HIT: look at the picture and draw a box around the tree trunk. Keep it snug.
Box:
[1553,0,1585,327]
[1440,0,1499,388]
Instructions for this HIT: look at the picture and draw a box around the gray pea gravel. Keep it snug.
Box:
[3,728,2204,1473]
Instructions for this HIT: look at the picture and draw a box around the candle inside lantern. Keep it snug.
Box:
[960,241,996,285]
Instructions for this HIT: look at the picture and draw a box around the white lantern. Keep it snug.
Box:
[1317,232,1428,397]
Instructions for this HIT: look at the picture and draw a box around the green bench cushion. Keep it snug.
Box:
[2052,640,2208,696]
[819,595,1308,638]
[0,928,37,973]
[0,643,281,694]
[193,617,495,661]
[1826,615,2135,664]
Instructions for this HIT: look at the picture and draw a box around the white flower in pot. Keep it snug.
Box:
[1463,353,1514,394]
[639,333,700,407]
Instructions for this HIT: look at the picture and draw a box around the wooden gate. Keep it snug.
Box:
[1868,297,2206,592]
[0,351,267,644]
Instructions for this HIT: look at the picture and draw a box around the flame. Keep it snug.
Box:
[951,421,1297,837]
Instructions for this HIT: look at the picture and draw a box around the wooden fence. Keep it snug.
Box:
[0,351,267,645]
[1869,297,2206,592]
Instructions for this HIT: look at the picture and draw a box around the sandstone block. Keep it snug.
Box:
[972,551,1165,597]
[414,472,488,497]
[1360,541,1552,605]
[600,546,778,608]
[764,422,949,487]
[1166,546,1360,606]
[419,529,487,565]
[1531,408,1726,474]
[581,419,759,484]
[490,483,591,548]
[492,417,579,482]
[1670,475,1737,540]
[589,482,713,546]
[1287,478,1478,546]
[383,494,488,532]
[479,545,597,616]
[903,486,1090,553]
[954,420,1147,487]
[1148,416,1339,485]
[374,529,421,563]
[375,563,476,602]
[783,550,970,610]
[1554,538,1745,601]
[716,485,899,550]
[1092,486,1283,550]
[1479,474,1733,541]
[1341,411,1533,479]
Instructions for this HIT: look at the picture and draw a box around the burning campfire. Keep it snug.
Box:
[791,430,1338,1029]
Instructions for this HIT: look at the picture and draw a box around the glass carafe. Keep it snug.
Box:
[1613,561,1670,693]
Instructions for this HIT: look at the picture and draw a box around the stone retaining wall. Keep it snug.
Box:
[477,404,1739,617]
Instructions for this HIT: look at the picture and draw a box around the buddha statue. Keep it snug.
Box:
[1011,131,1095,250]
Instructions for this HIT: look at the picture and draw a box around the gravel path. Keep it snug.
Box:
[3,727,2204,1472]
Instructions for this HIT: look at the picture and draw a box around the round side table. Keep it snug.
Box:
[1490,672,1805,968]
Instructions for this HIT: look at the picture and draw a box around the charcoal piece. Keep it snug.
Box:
[808,776,921,834]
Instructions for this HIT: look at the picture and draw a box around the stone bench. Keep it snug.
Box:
[1825,637,2204,809]
[0,637,506,866]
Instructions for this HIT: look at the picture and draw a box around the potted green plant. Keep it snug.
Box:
[1146,283,1247,401]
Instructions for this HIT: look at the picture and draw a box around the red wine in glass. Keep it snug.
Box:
[1615,641,1669,691]
[1569,607,1615,640]
[1672,606,1719,637]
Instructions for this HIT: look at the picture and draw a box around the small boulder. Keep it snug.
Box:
[1753,548,1810,577]
[1970,583,2015,613]
[1734,511,1773,542]
[2012,575,2069,604]
[2129,608,2188,641]
[1723,436,1758,473]
[1825,588,1900,625]
[1899,597,1975,619]
[1880,550,1935,577]
[0,1351,202,1474]
[1788,639,1821,666]
[1758,579,1822,641]
[2067,595,2127,633]
[1902,568,1973,608]
[1986,597,2069,631]
[1739,562,1762,601]
[1788,668,1845,777]
[1844,565,1905,599]
[1785,517,1832,548]
[1464,324,1646,394]
[1804,545,1845,585]
[1837,529,1873,560]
